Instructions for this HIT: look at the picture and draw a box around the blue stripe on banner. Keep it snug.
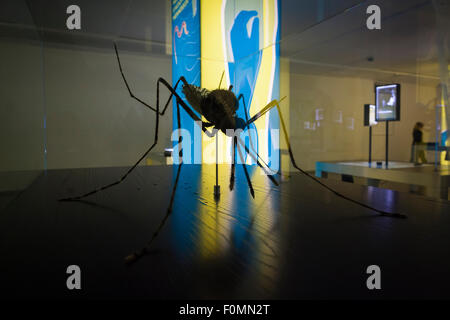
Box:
[172,0,201,164]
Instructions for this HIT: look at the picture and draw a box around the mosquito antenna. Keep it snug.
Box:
[218,70,225,89]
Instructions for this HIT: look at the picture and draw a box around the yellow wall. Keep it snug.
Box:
[249,0,279,164]
[200,0,230,164]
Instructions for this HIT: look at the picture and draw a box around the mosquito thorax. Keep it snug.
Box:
[209,89,238,112]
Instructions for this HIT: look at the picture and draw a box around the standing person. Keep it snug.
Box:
[411,122,427,164]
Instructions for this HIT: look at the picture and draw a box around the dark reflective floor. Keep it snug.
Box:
[0,164,449,299]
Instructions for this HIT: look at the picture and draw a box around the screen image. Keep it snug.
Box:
[364,104,378,126]
[375,84,400,121]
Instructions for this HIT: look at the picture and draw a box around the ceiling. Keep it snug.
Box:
[0,0,448,83]
[0,0,363,44]
[283,0,449,85]
[0,0,170,54]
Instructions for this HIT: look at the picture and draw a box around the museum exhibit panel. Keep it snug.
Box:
[0,0,449,300]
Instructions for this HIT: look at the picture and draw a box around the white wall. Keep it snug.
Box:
[288,73,438,171]
[43,43,173,169]
[0,40,174,175]
[0,40,45,172]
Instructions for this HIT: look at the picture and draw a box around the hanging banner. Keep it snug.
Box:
[172,0,201,164]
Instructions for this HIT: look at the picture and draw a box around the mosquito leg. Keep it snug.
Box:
[238,94,257,164]
[59,83,162,201]
[237,93,273,172]
[236,140,255,198]
[125,102,184,264]
[60,47,209,201]
[115,43,186,116]
[236,95,278,186]
[246,99,406,219]
[236,136,278,187]
[229,137,236,191]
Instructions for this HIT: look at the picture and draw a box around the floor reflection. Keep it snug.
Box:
[169,164,281,296]
[366,185,399,212]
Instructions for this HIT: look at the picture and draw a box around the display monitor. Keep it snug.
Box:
[364,104,378,126]
[375,84,400,121]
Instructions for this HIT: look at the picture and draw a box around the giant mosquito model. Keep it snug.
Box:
[60,43,406,264]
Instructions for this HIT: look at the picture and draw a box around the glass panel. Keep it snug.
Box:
[281,0,449,200]
[0,0,45,210]
[1,0,448,204]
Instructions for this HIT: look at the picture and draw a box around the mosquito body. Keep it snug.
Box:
[182,85,246,135]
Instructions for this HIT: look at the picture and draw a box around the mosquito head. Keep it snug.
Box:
[222,117,245,137]
[234,117,246,130]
